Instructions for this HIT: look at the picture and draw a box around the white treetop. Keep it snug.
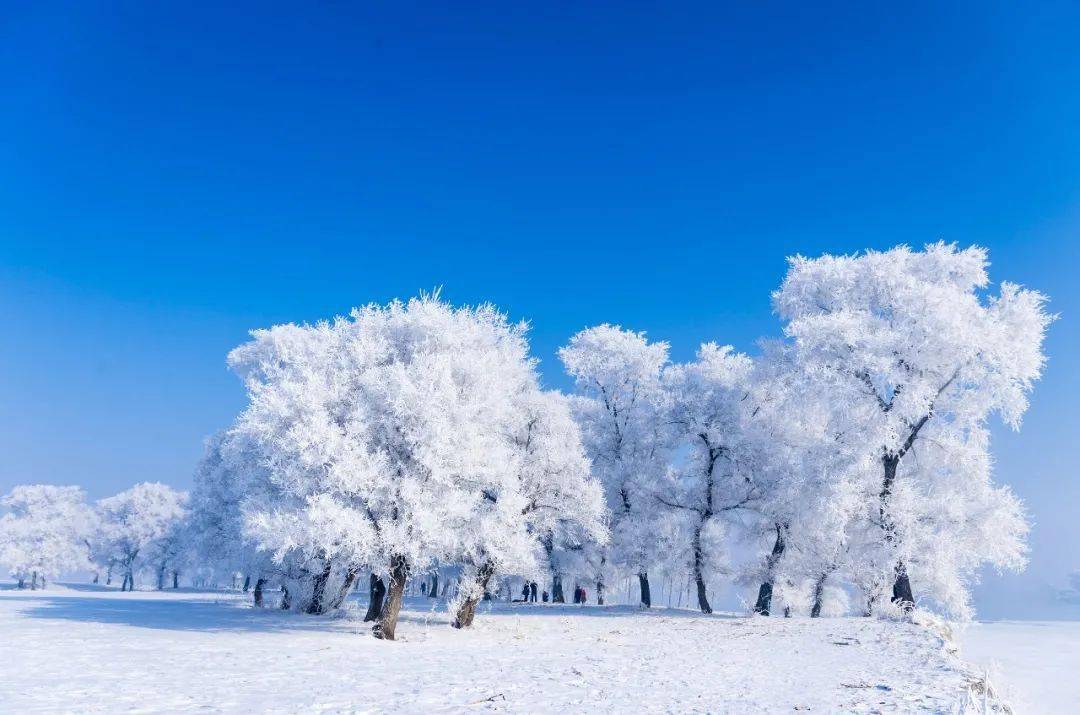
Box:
[452,387,608,625]
[773,242,1052,615]
[559,324,673,606]
[96,482,189,590]
[229,294,603,635]
[659,343,760,613]
[0,485,96,587]
[188,430,281,587]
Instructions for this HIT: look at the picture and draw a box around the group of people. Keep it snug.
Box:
[417,578,594,605]
[514,582,590,605]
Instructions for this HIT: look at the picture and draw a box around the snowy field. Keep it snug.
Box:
[959,620,1080,714]
[1,584,1006,714]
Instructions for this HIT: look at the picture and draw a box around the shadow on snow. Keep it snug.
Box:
[12,593,334,633]
[8,588,738,633]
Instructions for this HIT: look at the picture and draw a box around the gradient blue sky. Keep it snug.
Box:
[1,2,1077,617]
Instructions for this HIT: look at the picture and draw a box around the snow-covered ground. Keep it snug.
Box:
[959,620,1080,714]
[1,584,1001,713]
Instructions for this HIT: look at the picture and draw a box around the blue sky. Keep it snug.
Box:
[1,2,1077,617]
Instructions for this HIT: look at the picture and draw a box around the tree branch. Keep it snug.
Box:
[654,494,704,516]
[894,367,961,459]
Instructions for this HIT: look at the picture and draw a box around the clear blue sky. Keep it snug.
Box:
[1,2,1077,617]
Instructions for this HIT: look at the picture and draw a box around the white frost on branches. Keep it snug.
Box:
[0,485,96,588]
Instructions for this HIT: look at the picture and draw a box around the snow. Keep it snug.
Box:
[1,584,999,713]
[960,620,1080,714]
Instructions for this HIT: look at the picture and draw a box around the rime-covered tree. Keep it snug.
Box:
[188,430,285,605]
[96,482,189,591]
[228,316,385,616]
[560,325,672,608]
[740,343,871,617]
[451,388,607,628]
[0,485,96,589]
[230,294,575,639]
[658,344,760,613]
[773,243,1052,615]
[148,510,189,590]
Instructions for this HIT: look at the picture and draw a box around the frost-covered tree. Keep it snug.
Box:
[96,483,189,591]
[188,430,284,605]
[739,343,872,618]
[145,502,191,590]
[0,485,96,588]
[451,388,607,628]
[227,317,385,617]
[766,460,867,618]
[560,325,672,608]
[658,344,760,613]
[230,294,587,639]
[773,243,1052,615]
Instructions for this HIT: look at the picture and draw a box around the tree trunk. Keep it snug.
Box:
[692,523,712,614]
[305,560,334,615]
[17,577,25,589]
[92,572,99,584]
[810,572,828,618]
[429,572,438,599]
[373,555,409,641]
[172,570,179,589]
[157,563,167,590]
[363,574,387,622]
[242,575,251,593]
[754,523,786,615]
[694,572,711,614]
[280,585,291,610]
[453,561,495,629]
[880,454,915,611]
[328,566,360,610]
[106,564,113,585]
[638,571,652,608]
[596,578,605,606]
[31,571,38,590]
[253,578,266,607]
[541,535,564,603]
[892,561,914,610]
